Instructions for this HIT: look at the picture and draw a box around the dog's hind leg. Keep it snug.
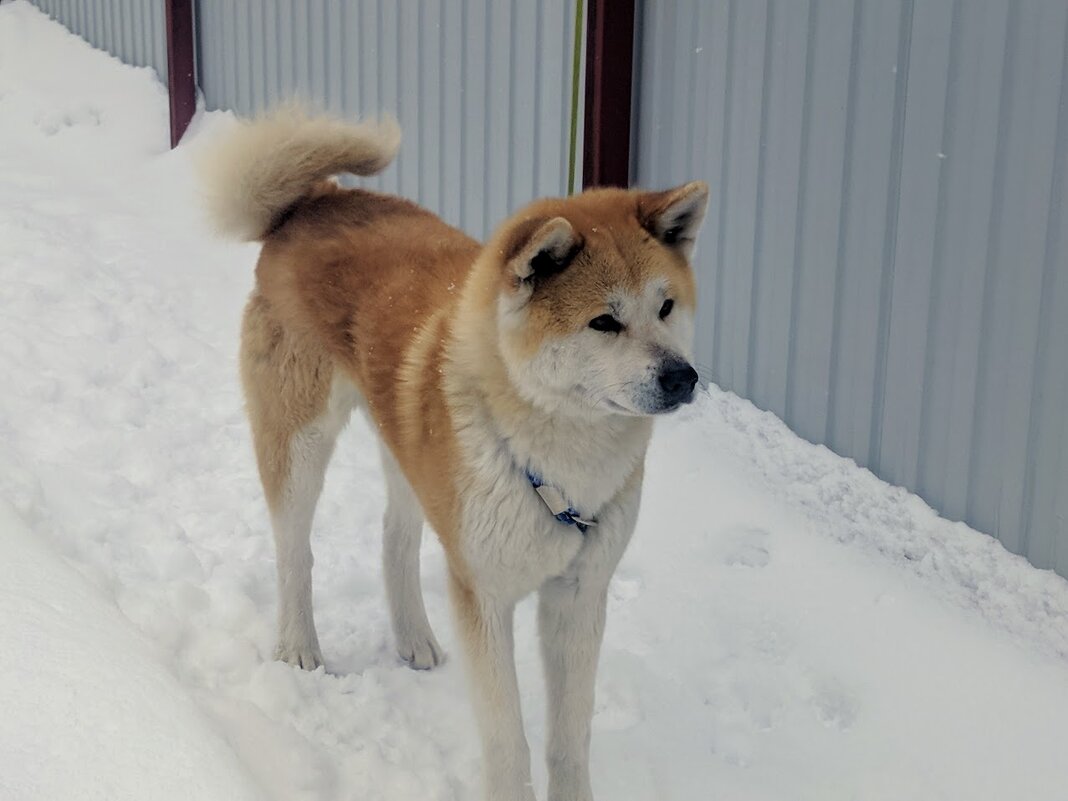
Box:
[266,408,347,669]
[241,293,353,670]
[380,447,443,669]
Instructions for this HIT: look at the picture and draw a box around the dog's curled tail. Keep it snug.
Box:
[200,104,401,242]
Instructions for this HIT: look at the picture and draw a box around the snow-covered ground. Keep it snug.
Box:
[2,3,1068,799]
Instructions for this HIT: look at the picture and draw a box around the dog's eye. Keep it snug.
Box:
[662,226,683,245]
[588,314,623,334]
[659,299,674,320]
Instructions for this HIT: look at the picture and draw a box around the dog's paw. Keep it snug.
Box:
[274,641,324,671]
[397,630,444,670]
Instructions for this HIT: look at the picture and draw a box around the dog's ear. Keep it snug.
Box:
[503,216,583,291]
[639,181,709,260]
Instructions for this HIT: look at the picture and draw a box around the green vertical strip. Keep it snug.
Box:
[567,0,584,194]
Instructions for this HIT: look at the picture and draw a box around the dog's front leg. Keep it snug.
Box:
[538,477,641,801]
[538,576,607,801]
[453,581,535,801]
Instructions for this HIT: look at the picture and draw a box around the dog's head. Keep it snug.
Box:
[488,181,709,417]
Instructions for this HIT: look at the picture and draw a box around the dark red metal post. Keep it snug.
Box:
[582,0,636,188]
[165,0,196,148]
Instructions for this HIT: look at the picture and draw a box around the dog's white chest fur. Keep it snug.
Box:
[452,396,652,597]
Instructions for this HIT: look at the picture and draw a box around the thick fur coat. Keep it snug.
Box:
[202,106,708,801]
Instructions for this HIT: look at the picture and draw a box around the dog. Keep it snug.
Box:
[202,106,708,801]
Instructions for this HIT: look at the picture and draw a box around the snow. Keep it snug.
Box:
[0,501,262,801]
[2,3,1068,800]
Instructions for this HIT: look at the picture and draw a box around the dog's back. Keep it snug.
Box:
[200,104,478,381]
[202,107,480,532]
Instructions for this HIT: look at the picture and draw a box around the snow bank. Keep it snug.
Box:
[0,502,260,801]
[0,0,168,169]
[2,2,1068,799]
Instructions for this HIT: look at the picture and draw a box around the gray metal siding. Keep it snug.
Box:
[196,0,583,240]
[635,0,1068,576]
[31,0,168,83]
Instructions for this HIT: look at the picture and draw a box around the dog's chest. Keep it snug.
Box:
[453,418,648,595]
[457,467,595,594]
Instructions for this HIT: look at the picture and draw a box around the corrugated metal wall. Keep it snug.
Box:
[31,0,168,82]
[635,0,1068,576]
[27,0,1068,578]
[196,0,583,240]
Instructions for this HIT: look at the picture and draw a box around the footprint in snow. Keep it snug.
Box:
[594,674,643,731]
[719,526,772,568]
[36,105,103,135]
[608,572,643,603]
[810,677,859,731]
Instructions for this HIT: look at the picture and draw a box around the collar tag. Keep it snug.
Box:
[534,483,573,517]
[528,471,597,532]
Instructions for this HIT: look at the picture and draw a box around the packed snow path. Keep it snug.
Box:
[2,4,1068,800]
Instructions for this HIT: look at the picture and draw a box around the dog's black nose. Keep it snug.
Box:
[657,361,699,405]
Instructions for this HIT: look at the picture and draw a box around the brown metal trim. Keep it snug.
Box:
[582,0,636,188]
[164,0,196,148]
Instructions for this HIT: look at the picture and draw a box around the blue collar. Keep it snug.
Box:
[526,470,596,534]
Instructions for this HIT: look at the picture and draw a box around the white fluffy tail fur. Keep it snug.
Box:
[200,104,401,241]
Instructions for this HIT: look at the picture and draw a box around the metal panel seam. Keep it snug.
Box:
[868,0,914,469]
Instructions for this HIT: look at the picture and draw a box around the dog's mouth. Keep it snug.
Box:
[654,401,684,414]
[574,385,692,417]
[604,398,636,414]
[606,393,698,416]
[602,397,684,416]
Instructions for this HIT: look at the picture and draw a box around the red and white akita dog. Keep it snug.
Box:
[203,107,707,801]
